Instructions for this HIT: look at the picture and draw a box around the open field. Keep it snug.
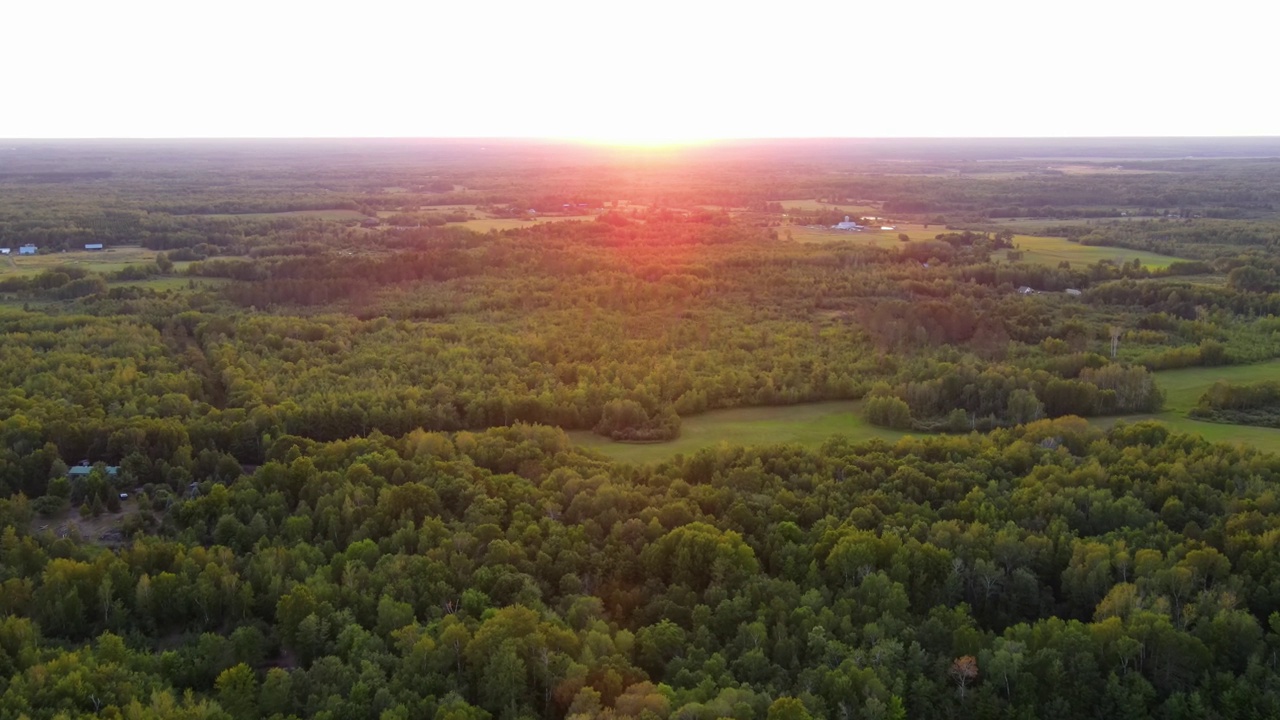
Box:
[996,234,1181,268]
[1091,360,1280,453]
[376,204,484,218]
[569,401,911,463]
[179,209,371,221]
[1150,360,1280,410]
[571,361,1280,463]
[1,245,162,277]
[451,215,596,232]
[777,199,880,214]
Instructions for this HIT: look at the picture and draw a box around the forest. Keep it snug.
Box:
[4,139,1280,718]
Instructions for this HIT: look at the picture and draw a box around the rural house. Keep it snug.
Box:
[0,248,9,255]
[18,245,36,255]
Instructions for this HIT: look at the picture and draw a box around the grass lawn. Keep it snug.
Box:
[571,361,1280,463]
[996,234,1181,269]
[569,401,912,463]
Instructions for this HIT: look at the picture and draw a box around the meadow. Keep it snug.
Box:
[777,198,879,214]
[567,401,909,463]
[995,234,1180,268]
[178,209,370,221]
[572,360,1280,462]
[450,215,597,232]
[1,245,164,277]
[780,224,1182,271]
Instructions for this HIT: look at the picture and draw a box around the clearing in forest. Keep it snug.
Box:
[573,361,1280,463]
[995,234,1180,269]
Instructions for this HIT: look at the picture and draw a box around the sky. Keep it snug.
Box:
[2,0,1273,142]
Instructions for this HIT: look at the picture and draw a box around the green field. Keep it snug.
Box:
[777,199,880,214]
[786,223,1183,269]
[182,209,371,221]
[1,246,163,277]
[569,401,911,463]
[572,361,1280,463]
[1107,361,1280,452]
[996,234,1180,269]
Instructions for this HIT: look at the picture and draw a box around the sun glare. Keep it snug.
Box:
[564,132,721,150]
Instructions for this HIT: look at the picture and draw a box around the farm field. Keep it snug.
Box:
[1,245,163,277]
[572,360,1280,463]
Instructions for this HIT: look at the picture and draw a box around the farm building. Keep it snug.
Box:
[18,245,36,255]
[833,215,863,231]
[880,226,896,231]
[84,243,104,250]
[1065,288,1083,296]
[0,248,9,255]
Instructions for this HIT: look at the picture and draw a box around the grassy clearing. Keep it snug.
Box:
[996,235,1181,269]
[1086,361,1280,453]
[451,216,596,232]
[986,217,1153,234]
[182,209,371,221]
[1051,164,1170,175]
[1,246,162,277]
[376,205,483,218]
[569,401,911,463]
[777,199,880,214]
[571,362,1280,463]
[29,496,142,545]
[112,276,232,292]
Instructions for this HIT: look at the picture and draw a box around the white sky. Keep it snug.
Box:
[2,0,1274,141]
